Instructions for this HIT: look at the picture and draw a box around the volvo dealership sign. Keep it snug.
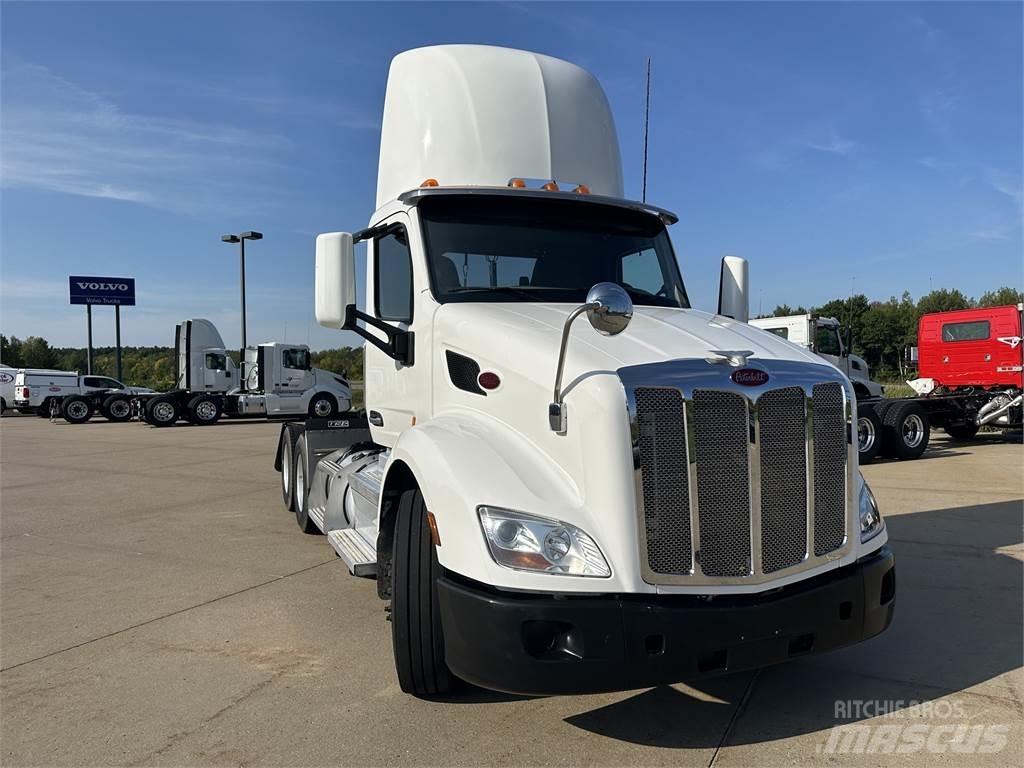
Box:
[69,276,136,306]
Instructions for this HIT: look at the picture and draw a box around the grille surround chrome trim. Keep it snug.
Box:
[621,358,856,587]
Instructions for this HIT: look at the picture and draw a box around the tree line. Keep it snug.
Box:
[2,285,1020,388]
[762,286,1022,380]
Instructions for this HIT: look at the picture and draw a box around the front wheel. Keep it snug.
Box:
[308,393,337,419]
[856,404,883,464]
[391,488,453,696]
[882,401,930,460]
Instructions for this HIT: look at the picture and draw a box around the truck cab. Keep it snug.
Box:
[281,45,894,697]
[750,313,884,400]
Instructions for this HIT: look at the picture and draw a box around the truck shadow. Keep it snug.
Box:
[564,498,1023,748]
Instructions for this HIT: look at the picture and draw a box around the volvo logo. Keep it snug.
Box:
[731,368,770,386]
[76,282,129,291]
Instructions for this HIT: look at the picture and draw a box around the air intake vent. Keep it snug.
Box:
[446,350,485,395]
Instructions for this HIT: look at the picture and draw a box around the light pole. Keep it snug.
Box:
[221,231,263,366]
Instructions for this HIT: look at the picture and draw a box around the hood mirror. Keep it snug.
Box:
[585,282,634,336]
[549,282,634,433]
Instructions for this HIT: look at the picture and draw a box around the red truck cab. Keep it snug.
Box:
[918,304,1023,390]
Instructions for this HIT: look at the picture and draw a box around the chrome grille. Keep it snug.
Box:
[812,382,847,556]
[635,388,692,574]
[692,389,752,577]
[758,387,808,572]
[627,359,852,586]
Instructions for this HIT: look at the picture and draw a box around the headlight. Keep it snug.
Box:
[478,506,611,577]
[859,479,884,542]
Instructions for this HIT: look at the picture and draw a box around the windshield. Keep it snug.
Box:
[419,195,689,307]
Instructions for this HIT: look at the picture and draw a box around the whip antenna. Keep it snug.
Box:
[642,57,651,203]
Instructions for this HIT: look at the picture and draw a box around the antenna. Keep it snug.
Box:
[642,57,651,203]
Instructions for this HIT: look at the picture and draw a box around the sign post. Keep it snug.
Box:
[69,276,136,380]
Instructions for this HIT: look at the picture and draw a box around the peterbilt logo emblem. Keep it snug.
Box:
[731,368,769,386]
[76,282,129,291]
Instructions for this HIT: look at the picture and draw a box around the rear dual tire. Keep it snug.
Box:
[292,437,318,534]
[856,403,883,464]
[881,401,930,460]
[145,397,180,427]
[61,396,94,424]
[101,394,132,422]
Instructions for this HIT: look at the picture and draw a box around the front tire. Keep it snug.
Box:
[391,488,452,697]
[102,394,133,422]
[856,403,883,464]
[62,396,94,424]
[882,401,930,460]
[308,393,337,419]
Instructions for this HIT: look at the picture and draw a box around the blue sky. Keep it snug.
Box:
[2,1,1021,350]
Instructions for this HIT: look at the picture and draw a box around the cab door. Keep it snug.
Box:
[278,347,313,396]
[363,211,431,447]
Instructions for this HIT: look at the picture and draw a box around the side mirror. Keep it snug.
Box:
[717,255,749,323]
[549,282,634,432]
[585,282,633,336]
[315,232,356,328]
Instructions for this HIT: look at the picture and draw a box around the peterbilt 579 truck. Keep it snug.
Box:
[274,45,895,697]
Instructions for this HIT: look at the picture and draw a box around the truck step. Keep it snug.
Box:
[327,528,377,577]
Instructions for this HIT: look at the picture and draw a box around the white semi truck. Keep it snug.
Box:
[273,45,895,697]
[138,319,352,426]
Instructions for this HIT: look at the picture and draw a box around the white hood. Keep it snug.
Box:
[435,302,832,388]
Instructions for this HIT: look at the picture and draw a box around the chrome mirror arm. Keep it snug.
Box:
[549,302,599,433]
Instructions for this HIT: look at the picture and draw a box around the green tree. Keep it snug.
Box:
[916,288,971,315]
[978,286,1023,307]
[771,304,808,317]
[19,336,58,369]
[1,335,23,368]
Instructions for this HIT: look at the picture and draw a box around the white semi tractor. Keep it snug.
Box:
[136,318,352,426]
[273,45,895,697]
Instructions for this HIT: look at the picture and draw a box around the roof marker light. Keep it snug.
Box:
[420,178,439,187]
[541,181,560,191]
[574,184,591,195]
[508,178,526,189]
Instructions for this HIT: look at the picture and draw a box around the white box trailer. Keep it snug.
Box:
[273,45,894,697]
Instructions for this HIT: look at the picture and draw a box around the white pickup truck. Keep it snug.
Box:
[12,369,152,418]
[273,45,894,698]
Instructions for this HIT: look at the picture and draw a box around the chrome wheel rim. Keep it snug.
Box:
[903,414,925,448]
[196,400,217,421]
[67,402,88,419]
[858,416,876,453]
[313,398,332,417]
[295,459,305,510]
[110,400,130,418]
[153,402,175,422]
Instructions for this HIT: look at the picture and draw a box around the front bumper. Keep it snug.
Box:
[438,546,894,695]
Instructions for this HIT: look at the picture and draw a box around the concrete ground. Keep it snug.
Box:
[1,414,1021,767]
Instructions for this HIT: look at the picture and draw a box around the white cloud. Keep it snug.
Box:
[0,60,293,214]
[805,132,858,156]
[918,156,953,170]
[985,169,1024,207]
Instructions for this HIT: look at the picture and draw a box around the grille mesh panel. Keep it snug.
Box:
[758,387,808,572]
[635,388,692,574]
[445,350,484,395]
[812,382,847,556]
[692,389,752,577]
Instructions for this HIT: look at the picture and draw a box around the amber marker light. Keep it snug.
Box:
[420,178,439,187]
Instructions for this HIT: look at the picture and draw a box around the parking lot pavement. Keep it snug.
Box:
[1,415,1021,767]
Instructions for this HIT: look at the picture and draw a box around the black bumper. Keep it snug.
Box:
[438,546,895,695]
